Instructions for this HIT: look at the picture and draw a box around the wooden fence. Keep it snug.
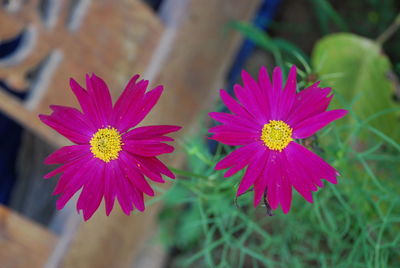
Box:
[0,0,261,267]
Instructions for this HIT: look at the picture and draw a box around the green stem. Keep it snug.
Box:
[168,167,209,180]
[376,13,400,45]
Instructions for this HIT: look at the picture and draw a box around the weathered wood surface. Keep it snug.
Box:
[57,0,261,268]
[0,0,163,147]
[0,205,58,268]
[0,0,164,266]
[9,131,58,227]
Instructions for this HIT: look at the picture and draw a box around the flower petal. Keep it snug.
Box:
[258,66,273,105]
[104,162,117,215]
[139,156,175,179]
[123,125,181,141]
[210,131,259,146]
[114,162,146,213]
[131,187,145,212]
[123,152,174,182]
[253,151,293,213]
[119,153,155,196]
[253,151,276,207]
[113,163,134,215]
[86,74,113,127]
[39,110,92,144]
[123,140,174,157]
[55,157,97,210]
[219,89,253,119]
[53,169,78,196]
[287,83,332,125]
[112,76,146,127]
[292,109,348,139]
[236,148,269,196]
[116,85,163,132]
[274,152,293,213]
[77,162,105,221]
[281,146,314,203]
[69,78,101,128]
[242,70,270,120]
[278,65,297,119]
[215,142,264,177]
[286,142,338,185]
[270,66,283,118]
[208,125,257,136]
[44,153,92,179]
[234,84,268,123]
[208,112,259,131]
[49,105,95,132]
[45,145,90,165]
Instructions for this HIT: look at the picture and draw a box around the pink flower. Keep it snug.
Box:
[209,66,347,214]
[40,74,181,220]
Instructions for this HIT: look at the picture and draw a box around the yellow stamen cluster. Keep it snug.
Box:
[261,120,293,151]
[90,127,123,162]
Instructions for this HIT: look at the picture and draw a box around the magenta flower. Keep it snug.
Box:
[40,74,181,220]
[209,66,347,214]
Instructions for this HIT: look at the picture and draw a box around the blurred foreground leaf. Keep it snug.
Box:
[312,33,400,143]
[230,21,308,72]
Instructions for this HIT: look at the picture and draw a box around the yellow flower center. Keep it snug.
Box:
[261,120,293,151]
[90,127,123,162]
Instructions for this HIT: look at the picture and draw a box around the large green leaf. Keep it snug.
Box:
[311,33,400,143]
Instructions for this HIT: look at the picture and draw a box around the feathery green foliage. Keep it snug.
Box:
[158,95,400,267]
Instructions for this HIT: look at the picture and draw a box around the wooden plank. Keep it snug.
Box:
[58,0,261,268]
[0,0,163,147]
[0,205,58,268]
[0,90,68,146]
[9,131,59,227]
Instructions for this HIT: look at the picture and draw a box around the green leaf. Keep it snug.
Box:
[229,21,276,52]
[175,205,203,248]
[310,0,348,35]
[230,21,283,67]
[272,38,309,62]
[231,21,315,78]
[311,33,400,143]
[163,183,193,206]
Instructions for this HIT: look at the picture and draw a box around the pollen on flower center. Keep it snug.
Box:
[261,120,293,152]
[90,127,123,162]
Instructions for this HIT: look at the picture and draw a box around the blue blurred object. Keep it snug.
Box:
[0,30,26,60]
[209,0,281,154]
[227,0,281,88]
[0,76,27,205]
[144,0,164,11]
